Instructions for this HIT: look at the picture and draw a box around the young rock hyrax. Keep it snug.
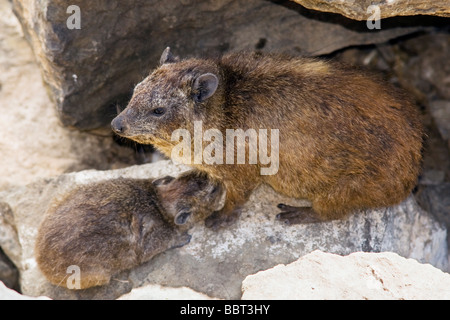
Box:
[35,171,223,289]
[111,48,424,229]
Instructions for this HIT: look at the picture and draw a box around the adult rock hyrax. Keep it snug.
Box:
[35,171,223,289]
[111,48,424,229]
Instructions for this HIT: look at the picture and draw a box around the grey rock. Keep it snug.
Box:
[12,0,424,131]
[429,100,450,143]
[0,249,18,291]
[0,160,447,299]
[395,33,450,102]
[416,183,450,249]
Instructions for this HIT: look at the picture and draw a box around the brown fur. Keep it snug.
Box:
[112,50,424,228]
[35,172,223,289]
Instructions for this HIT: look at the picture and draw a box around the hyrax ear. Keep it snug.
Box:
[160,47,176,65]
[152,176,175,187]
[175,211,192,225]
[193,73,218,103]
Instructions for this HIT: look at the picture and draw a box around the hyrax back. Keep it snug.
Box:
[35,172,223,289]
[112,49,424,228]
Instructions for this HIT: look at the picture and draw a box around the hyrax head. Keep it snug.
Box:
[111,47,220,146]
[153,171,224,227]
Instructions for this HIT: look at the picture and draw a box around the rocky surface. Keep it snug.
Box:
[0,160,447,300]
[12,0,424,131]
[416,183,450,248]
[241,250,450,300]
[0,250,18,291]
[391,32,450,153]
[290,0,450,20]
[429,101,450,145]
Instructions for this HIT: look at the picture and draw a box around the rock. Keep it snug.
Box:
[290,0,450,20]
[12,0,424,131]
[389,32,450,178]
[0,249,18,291]
[416,183,450,250]
[0,160,447,300]
[117,284,217,300]
[0,0,144,190]
[429,100,450,143]
[0,202,21,269]
[241,250,450,300]
[393,32,450,103]
[418,169,446,186]
[0,281,50,300]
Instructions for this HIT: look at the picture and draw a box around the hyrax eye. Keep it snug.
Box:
[175,211,191,225]
[152,107,166,116]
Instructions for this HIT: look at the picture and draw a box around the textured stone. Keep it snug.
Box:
[0,160,446,300]
[241,250,450,300]
[395,33,450,102]
[290,0,450,20]
[429,100,450,142]
[416,183,450,250]
[0,249,18,291]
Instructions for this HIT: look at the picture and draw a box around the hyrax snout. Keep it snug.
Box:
[35,171,223,289]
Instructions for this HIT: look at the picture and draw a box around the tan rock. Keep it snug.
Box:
[291,0,450,20]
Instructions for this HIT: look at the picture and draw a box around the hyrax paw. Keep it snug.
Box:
[276,204,321,225]
[204,209,240,230]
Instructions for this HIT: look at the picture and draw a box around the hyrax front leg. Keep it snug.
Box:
[204,200,242,230]
[276,194,349,225]
[204,176,258,230]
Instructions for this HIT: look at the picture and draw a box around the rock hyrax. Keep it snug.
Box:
[35,172,223,289]
[112,48,424,228]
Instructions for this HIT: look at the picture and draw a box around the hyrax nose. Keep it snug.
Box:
[111,115,129,134]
